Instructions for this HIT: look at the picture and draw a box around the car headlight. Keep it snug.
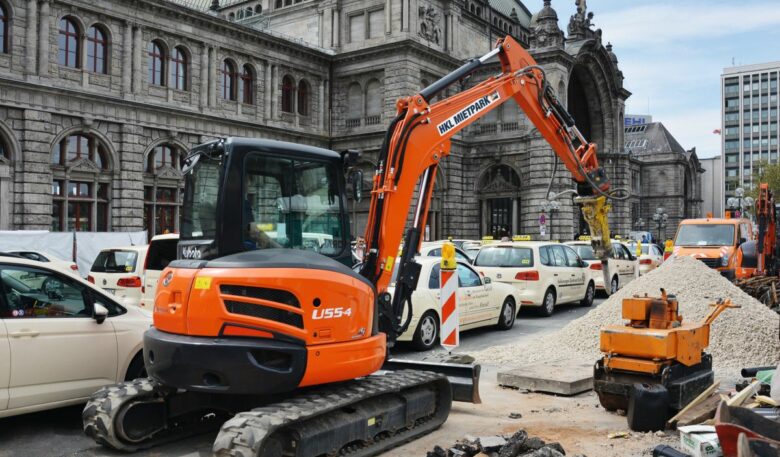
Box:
[720,254,729,267]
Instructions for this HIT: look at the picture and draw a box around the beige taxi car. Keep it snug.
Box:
[88,245,149,307]
[140,233,179,310]
[0,255,151,418]
[625,240,664,275]
[473,241,595,317]
[565,240,639,295]
[395,256,521,350]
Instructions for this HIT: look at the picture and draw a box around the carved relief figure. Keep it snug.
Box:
[418,5,442,44]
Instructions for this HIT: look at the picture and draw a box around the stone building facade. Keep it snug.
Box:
[0,0,683,242]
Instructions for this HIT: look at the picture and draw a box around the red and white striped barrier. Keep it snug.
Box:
[440,267,459,351]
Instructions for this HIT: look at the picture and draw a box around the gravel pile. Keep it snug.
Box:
[474,256,780,372]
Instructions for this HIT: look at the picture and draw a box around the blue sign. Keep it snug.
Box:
[625,114,652,126]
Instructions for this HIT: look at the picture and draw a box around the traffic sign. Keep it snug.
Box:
[539,214,546,225]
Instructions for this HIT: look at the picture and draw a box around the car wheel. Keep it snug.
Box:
[609,276,619,295]
[124,352,147,381]
[538,288,556,317]
[412,311,439,351]
[580,281,595,307]
[497,297,516,330]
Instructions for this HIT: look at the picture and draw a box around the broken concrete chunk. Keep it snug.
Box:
[426,445,448,457]
[545,442,566,455]
[519,436,546,452]
[478,435,507,452]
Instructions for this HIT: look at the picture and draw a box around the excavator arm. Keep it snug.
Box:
[756,183,776,274]
[357,36,613,342]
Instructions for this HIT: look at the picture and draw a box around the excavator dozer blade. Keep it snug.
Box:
[382,358,482,404]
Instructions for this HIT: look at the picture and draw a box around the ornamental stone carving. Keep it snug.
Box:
[418,5,442,44]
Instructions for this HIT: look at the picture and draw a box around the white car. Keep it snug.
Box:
[625,241,664,275]
[473,241,595,317]
[419,242,473,264]
[394,257,521,350]
[8,250,80,276]
[88,245,149,307]
[565,240,639,295]
[0,255,151,418]
[140,233,179,310]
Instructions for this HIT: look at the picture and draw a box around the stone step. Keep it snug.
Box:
[497,359,594,396]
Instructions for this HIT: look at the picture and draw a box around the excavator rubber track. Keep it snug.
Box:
[213,369,451,457]
[83,370,451,456]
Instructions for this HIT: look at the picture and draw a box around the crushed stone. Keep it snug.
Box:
[473,256,780,373]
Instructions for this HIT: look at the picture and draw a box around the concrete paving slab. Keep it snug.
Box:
[496,359,594,395]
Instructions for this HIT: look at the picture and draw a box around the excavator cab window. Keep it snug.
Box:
[241,152,346,256]
[181,152,221,240]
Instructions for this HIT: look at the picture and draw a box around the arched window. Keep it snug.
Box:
[275,0,282,8]
[148,40,165,86]
[86,25,108,74]
[281,75,294,113]
[365,79,381,124]
[51,133,112,232]
[170,46,187,91]
[221,60,237,101]
[237,10,244,19]
[240,64,255,104]
[146,144,179,173]
[228,12,235,21]
[245,7,253,17]
[144,144,183,235]
[255,5,262,14]
[297,79,310,116]
[346,82,362,127]
[58,17,80,68]
[0,3,9,54]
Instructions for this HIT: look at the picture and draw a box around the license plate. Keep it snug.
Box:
[103,288,116,294]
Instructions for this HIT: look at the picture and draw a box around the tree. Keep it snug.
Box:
[748,160,780,202]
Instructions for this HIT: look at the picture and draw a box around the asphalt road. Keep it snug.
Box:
[0,297,604,457]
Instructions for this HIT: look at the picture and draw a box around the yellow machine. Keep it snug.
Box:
[594,289,737,430]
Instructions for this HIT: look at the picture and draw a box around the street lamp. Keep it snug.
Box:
[652,207,668,241]
[727,187,754,218]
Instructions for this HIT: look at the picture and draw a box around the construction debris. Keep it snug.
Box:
[473,256,780,377]
[734,276,780,310]
[426,430,575,457]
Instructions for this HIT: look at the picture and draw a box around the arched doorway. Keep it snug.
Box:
[478,164,521,237]
[567,64,605,149]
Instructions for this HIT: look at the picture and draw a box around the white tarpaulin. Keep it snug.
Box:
[75,232,147,275]
[0,231,74,263]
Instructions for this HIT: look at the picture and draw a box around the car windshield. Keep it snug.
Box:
[91,250,139,273]
[474,246,533,267]
[626,243,649,255]
[675,224,735,246]
[571,244,597,260]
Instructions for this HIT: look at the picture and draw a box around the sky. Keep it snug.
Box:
[524,0,780,158]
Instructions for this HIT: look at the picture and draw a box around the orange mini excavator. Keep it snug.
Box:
[594,289,738,431]
[84,36,616,457]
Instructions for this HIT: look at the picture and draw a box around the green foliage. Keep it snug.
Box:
[748,160,780,201]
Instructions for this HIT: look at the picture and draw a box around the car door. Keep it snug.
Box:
[0,319,8,412]
[562,245,588,300]
[457,263,492,327]
[548,245,571,301]
[618,244,638,281]
[0,264,118,410]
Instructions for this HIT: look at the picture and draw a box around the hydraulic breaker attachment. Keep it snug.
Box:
[382,358,482,404]
[577,195,612,288]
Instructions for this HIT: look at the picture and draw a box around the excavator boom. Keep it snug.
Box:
[358,36,613,342]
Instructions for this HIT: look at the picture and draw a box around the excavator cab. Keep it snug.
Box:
[178,138,354,266]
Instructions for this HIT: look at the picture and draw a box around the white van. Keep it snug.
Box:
[140,233,179,309]
[88,245,149,307]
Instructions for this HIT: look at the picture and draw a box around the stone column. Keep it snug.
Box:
[402,0,410,31]
[25,0,38,75]
[385,0,391,34]
[122,22,133,94]
[114,123,144,231]
[20,109,54,230]
[38,0,50,76]
[332,10,340,47]
[208,47,217,107]
[199,44,208,109]
[319,78,326,131]
[512,198,518,235]
[264,62,272,121]
[272,64,279,118]
[132,26,143,93]
[322,7,332,48]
